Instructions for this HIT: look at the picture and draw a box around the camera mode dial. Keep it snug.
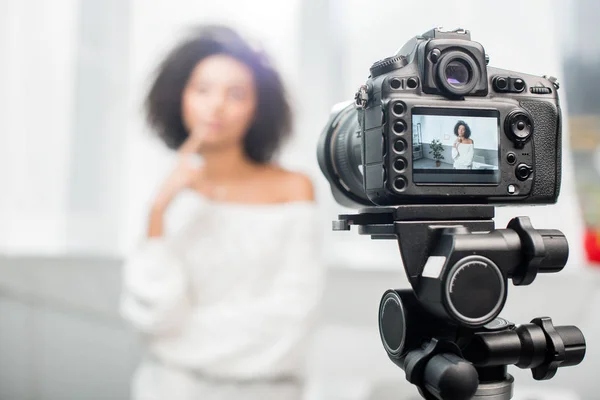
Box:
[370,55,408,78]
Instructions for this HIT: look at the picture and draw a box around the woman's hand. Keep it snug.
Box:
[454,137,461,149]
[147,131,204,237]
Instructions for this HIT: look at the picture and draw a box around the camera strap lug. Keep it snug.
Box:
[354,84,369,109]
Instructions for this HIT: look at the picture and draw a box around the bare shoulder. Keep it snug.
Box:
[465,138,474,144]
[264,166,315,202]
[285,171,315,202]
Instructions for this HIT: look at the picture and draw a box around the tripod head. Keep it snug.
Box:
[334,205,586,400]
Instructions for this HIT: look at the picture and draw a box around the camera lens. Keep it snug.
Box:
[445,60,471,86]
[317,102,371,207]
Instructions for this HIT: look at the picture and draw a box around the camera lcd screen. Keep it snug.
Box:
[411,108,501,184]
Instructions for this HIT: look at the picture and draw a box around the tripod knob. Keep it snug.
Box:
[530,317,587,380]
[507,217,569,285]
[419,250,507,328]
[379,289,454,367]
[443,255,506,327]
[461,316,586,380]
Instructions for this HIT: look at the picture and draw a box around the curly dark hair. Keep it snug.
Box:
[145,24,292,163]
[453,120,472,139]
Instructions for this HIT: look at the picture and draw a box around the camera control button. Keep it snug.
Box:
[430,48,441,63]
[513,78,525,92]
[506,152,516,164]
[516,164,532,181]
[530,86,552,94]
[370,56,408,78]
[493,76,508,92]
[507,184,517,195]
[393,176,407,192]
[505,110,533,146]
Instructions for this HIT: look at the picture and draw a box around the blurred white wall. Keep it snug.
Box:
[0,0,78,254]
[0,0,129,256]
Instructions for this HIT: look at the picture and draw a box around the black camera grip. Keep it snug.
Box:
[520,100,562,203]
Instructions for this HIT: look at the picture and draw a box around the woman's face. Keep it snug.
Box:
[458,125,466,138]
[181,54,257,152]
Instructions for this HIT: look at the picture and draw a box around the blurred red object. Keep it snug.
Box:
[584,228,600,264]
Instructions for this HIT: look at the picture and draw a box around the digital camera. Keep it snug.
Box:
[317,28,562,207]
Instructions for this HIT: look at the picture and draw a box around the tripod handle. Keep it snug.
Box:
[507,218,569,285]
[535,229,569,273]
[403,339,478,400]
[422,353,479,400]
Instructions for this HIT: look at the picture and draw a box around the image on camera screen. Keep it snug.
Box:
[411,108,501,184]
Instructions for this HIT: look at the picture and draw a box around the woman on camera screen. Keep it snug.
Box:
[452,120,474,169]
[119,24,324,400]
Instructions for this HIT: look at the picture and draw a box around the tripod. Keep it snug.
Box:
[334,205,586,400]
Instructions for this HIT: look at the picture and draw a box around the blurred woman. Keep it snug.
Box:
[120,25,324,400]
[452,120,474,169]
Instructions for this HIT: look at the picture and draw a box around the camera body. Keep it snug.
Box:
[318,28,562,207]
